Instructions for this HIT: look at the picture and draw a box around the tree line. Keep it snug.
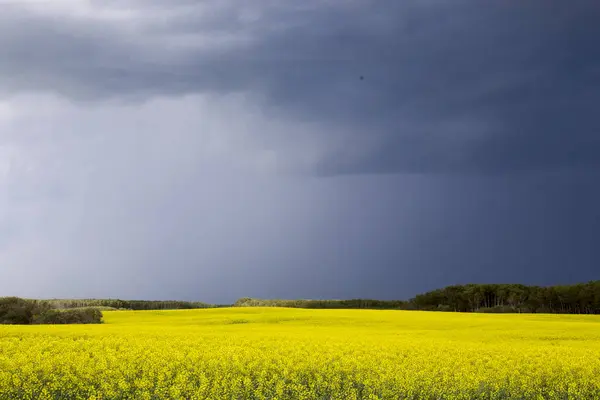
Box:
[410,281,600,314]
[5,280,600,320]
[42,299,216,310]
[0,297,103,325]
[0,297,222,325]
[234,281,600,314]
[234,297,407,309]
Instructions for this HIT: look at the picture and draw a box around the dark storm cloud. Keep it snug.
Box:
[2,0,600,304]
[1,1,599,175]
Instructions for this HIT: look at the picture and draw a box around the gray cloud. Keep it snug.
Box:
[1,1,600,303]
[1,1,599,174]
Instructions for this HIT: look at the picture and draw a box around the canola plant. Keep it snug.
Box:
[1,307,599,399]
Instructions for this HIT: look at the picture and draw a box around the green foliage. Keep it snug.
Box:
[476,306,518,313]
[236,281,600,315]
[234,298,407,310]
[0,297,50,324]
[32,308,103,325]
[0,297,102,325]
[411,281,600,314]
[41,299,215,310]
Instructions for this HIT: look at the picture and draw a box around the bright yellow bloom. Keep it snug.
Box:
[1,308,599,399]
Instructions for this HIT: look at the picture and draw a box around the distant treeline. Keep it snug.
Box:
[411,282,600,314]
[42,299,217,310]
[234,298,407,309]
[235,281,600,314]
[0,297,103,325]
[1,296,229,324]
[6,281,600,318]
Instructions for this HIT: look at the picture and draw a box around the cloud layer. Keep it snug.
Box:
[1,1,599,302]
[2,0,599,174]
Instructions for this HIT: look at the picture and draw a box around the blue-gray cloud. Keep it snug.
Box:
[1,0,599,175]
[1,1,600,304]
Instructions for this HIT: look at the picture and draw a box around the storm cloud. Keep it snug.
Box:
[3,0,600,174]
[0,0,599,302]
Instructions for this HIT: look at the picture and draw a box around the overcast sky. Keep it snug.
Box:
[1,0,599,303]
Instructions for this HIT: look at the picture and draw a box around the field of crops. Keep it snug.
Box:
[1,308,600,399]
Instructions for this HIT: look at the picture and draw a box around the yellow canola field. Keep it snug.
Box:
[1,308,600,399]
